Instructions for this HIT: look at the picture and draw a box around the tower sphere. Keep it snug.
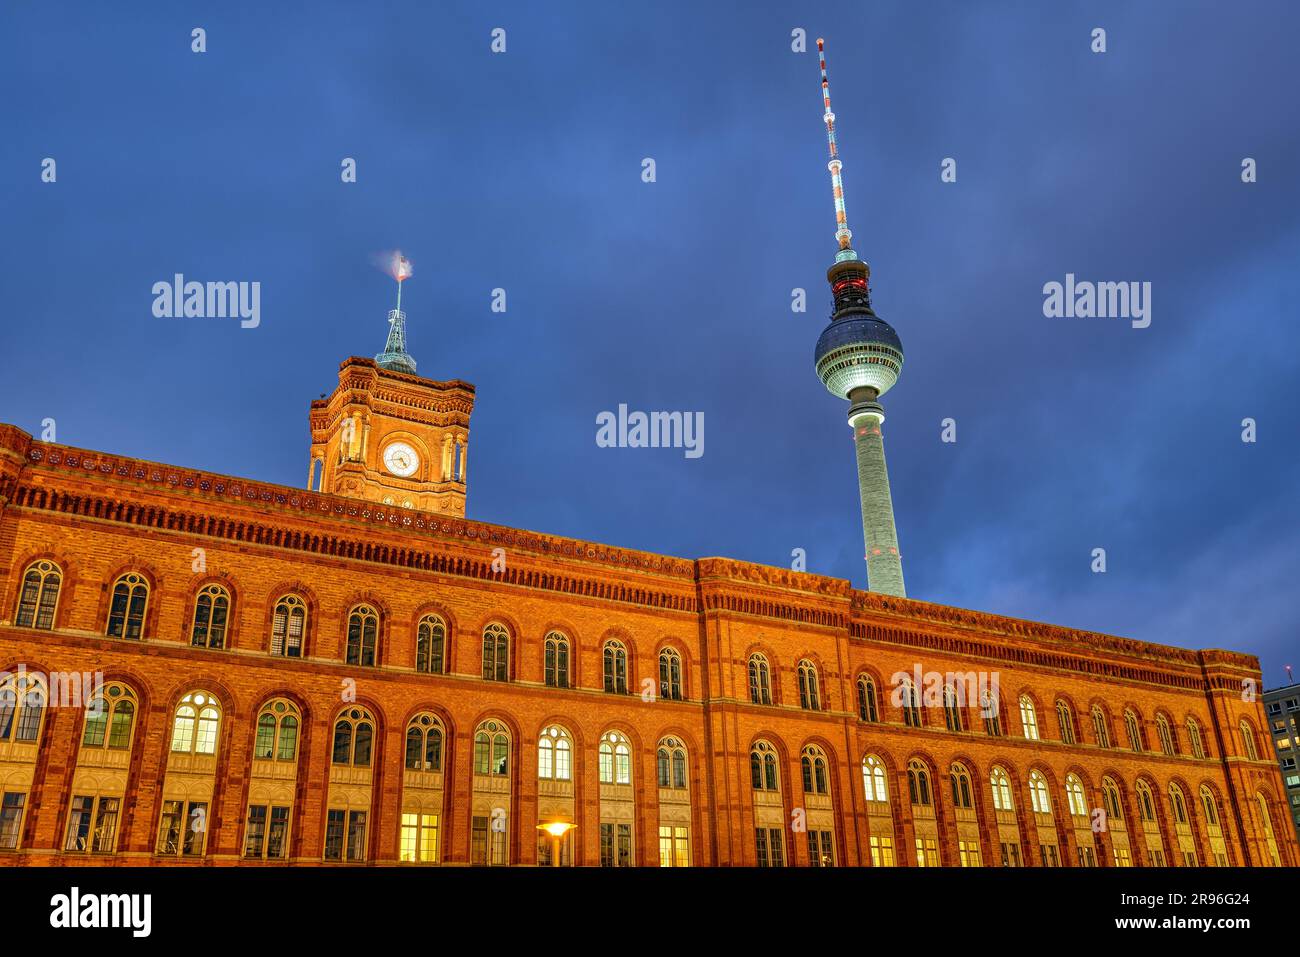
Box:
[814,313,904,399]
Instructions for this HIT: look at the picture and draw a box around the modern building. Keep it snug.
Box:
[1263,682,1300,844]
[0,43,1292,870]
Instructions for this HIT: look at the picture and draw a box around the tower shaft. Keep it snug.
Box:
[849,395,905,597]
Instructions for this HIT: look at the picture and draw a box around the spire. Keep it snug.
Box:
[375,254,417,375]
[817,38,858,263]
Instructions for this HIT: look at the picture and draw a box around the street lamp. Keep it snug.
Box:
[536,821,574,867]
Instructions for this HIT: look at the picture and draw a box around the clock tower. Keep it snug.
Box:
[307,303,475,515]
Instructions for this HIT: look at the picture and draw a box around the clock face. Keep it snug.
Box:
[382,441,420,478]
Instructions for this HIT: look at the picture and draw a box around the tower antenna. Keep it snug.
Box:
[818,38,855,258]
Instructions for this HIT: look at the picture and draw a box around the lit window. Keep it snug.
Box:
[538,725,572,781]
[1019,695,1039,740]
[170,691,220,755]
[599,730,632,785]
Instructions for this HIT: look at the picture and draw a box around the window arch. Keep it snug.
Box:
[862,755,889,803]
[907,759,932,806]
[949,762,973,809]
[1135,780,1157,822]
[415,615,446,674]
[1239,720,1259,761]
[1019,695,1039,740]
[270,595,306,658]
[253,698,300,762]
[1091,706,1112,748]
[943,684,965,732]
[750,741,779,792]
[538,725,572,781]
[1155,714,1175,756]
[190,584,230,649]
[1124,709,1143,751]
[982,689,1001,736]
[1186,717,1206,759]
[857,675,878,722]
[482,623,510,682]
[0,671,46,744]
[598,730,632,785]
[1198,786,1219,826]
[1065,774,1088,817]
[900,676,921,727]
[801,745,829,796]
[474,720,510,776]
[657,737,688,790]
[658,648,683,701]
[332,707,375,768]
[544,632,570,688]
[1255,793,1280,865]
[82,682,137,750]
[797,660,820,711]
[1056,700,1076,745]
[405,713,443,771]
[1028,769,1052,815]
[1168,784,1189,824]
[1101,777,1124,821]
[15,559,61,630]
[346,604,379,667]
[602,641,628,694]
[106,572,148,639]
[170,691,221,755]
[748,655,772,705]
[990,766,1014,812]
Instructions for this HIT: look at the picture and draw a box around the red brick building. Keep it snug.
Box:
[0,357,1293,867]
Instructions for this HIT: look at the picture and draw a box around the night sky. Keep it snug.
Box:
[3,2,1297,683]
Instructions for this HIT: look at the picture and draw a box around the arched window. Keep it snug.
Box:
[1256,793,1280,865]
[598,730,632,785]
[105,573,148,639]
[797,660,820,711]
[1019,695,1039,740]
[657,738,688,789]
[750,741,779,792]
[907,759,931,806]
[1124,709,1143,751]
[538,725,572,781]
[170,691,221,755]
[332,707,375,768]
[1136,781,1157,822]
[990,767,1014,812]
[474,720,510,776]
[0,672,46,744]
[15,560,61,630]
[1168,784,1189,824]
[1199,786,1218,826]
[1056,700,1076,745]
[1102,777,1124,821]
[1239,721,1259,761]
[1092,706,1111,748]
[405,713,443,771]
[482,623,509,682]
[1028,770,1051,815]
[602,641,628,694]
[1186,718,1206,759]
[857,675,878,722]
[346,605,379,667]
[949,763,973,809]
[801,746,829,796]
[1155,714,1175,756]
[544,632,570,688]
[253,698,300,762]
[1065,774,1088,817]
[943,684,965,732]
[982,689,1001,736]
[190,584,230,649]
[270,595,306,658]
[862,755,889,803]
[415,616,446,674]
[82,683,137,750]
[900,676,921,727]
[748,655,772,705]
[659,648,683,701]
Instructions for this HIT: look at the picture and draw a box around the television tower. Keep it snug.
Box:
[811,39,906,597]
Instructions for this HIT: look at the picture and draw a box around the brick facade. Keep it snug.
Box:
[0,416,1293,867]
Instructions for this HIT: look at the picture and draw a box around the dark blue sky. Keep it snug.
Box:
[3,2,1297,683]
